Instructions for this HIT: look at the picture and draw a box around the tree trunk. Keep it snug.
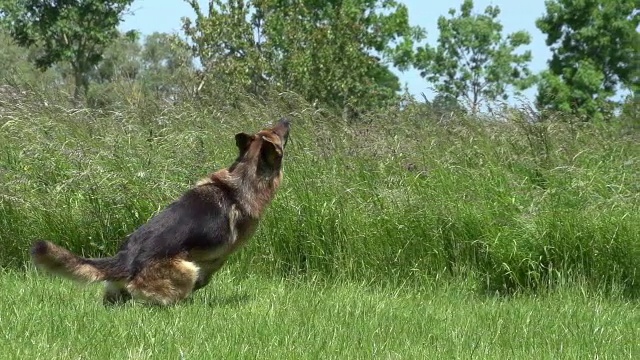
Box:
[73,68,83,106]
[72,64,88,106]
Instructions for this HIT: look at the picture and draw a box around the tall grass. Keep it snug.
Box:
[0,94,638,295]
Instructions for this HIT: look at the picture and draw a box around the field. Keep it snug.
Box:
[1,268,638,359]
[0,94,638,358]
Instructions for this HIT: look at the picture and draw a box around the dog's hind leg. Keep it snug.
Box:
[103,281,132,306]
[126,258,199,306]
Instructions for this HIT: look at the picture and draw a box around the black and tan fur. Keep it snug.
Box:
[31,118,291,306]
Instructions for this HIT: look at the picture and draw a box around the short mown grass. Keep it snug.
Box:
[0,268,638,359]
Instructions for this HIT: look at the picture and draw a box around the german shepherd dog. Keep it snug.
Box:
[30,118,291,306]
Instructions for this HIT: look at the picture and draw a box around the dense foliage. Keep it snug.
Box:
[535,0,640,120]
[1,0,638,118]
[0,0,135,102]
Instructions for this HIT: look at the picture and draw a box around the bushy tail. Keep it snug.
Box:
[30,240,127,283]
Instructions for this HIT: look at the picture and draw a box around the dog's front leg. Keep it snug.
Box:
[193,258,227,291]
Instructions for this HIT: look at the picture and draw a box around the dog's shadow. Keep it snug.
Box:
[107,290,253,309]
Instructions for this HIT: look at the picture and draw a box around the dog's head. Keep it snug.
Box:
[231,118,291,176]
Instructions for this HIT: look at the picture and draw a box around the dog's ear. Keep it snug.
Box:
[259,136,282,167]
[235,132,253,155]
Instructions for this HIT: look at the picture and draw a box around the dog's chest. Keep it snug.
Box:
[189,211,258,262]
[231,215,259,251]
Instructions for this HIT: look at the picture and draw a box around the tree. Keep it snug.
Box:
[406,0,535,114]
[536,0,640,120]
[90,31,141,84]
[1,0,135,103]
[0,27,45,87]
[139,32,194,101]
[182,0,259,95]
[619,91,639,131]
[182,0,425,115]
[429,92,467,118]
[0,25,71,101]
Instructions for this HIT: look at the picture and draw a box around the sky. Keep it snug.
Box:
[121,0,551,103]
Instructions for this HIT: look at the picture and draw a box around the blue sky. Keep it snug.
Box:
[121,0,551,102]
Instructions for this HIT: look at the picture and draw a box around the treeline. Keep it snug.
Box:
[0,0,638,121]
[0,27,194,106]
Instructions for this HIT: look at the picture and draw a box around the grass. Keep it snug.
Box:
[0,95,638,295]
[0,268,638,359]
[0,92,638,359]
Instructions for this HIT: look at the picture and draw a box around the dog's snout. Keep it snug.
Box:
[279,118,291,128]
[273,118,291,145]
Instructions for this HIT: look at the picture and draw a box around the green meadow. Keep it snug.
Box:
[0,269,638,359]
[0,96,638,358]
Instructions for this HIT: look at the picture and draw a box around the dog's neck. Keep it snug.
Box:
[206,166,282,218]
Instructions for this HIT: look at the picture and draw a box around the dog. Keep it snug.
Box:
[30,118,291,306]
